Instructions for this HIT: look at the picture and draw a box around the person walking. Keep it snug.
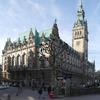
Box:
[7,94,11,100]
[19,82,23,95]
[16,82,19,96]
[42,86,47,99]
[38,87,43,99]
[47,85,51,95]
[16,82,23,96]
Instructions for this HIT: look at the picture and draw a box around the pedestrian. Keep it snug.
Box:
[49,90,55,99]
[38,87,43,99]
[42,86,47,99]
[7,94,11,100]
[19,82,23,95]
[16,82,23,96]
[16,82,20,96]
[47,85,51,96]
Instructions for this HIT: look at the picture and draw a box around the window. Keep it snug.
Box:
[12,56,15,66]
[80,31,81,35]
[8,56,11,66]
[22,54,26,65]
[17,55,20,66]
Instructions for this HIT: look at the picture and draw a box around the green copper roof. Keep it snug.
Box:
[15,28,35,43]
[15,28,52,44]
[35,30,40,47]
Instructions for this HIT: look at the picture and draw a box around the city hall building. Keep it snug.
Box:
[2,1,95,87]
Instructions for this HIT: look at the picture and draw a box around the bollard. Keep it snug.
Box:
[7,94,11,100]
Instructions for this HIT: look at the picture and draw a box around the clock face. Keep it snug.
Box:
[76,41,80,46]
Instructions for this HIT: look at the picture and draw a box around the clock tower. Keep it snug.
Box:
[72,0,88,60]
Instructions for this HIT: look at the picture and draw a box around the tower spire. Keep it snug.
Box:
[54,19,57,24]
[77,0,85,21]
[51,19,59,39]
[80,0,83,6]
[72,0,88,60]
[80,0,83,9]
[78,0,83,7]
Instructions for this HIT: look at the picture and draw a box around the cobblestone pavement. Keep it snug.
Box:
[1,87,100,100]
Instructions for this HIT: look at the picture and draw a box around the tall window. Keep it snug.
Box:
[17,55,20,66]
[12,56,15,67]
[28,50,34,67]
[22,54,26,65]
[8,56,11,66]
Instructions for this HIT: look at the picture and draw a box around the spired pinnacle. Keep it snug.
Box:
[52,19,59,39]
[79,0,83,8]
[77,0,85,21]
[80,0,83,6]
[53,19,58,30]
[54,19,57,24]
[30,28,32,32]
[35,27,37,33]
[29,28,34,36]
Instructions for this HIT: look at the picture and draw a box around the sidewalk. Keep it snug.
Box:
[1,87,100,100]
[0,87,50,100]
[2,95,100,100]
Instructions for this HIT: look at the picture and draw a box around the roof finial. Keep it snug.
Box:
[80,0,83,7]
[54,19,57,24]
[30,28,32,31]
[81,0,82,5]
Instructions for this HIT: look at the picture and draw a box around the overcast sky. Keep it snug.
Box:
[0,0,100,71]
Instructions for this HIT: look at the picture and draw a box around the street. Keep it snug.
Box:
[0,87,100,100]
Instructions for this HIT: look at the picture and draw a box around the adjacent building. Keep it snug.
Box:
[0,65,2,81]
[2,1,95,87]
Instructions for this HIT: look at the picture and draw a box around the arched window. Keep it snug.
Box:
[8,56,11,66]
[4,65,7,71]
[22,54,27,65]
[78,31,80,36]
[80,31,81,35]
[75,32,77,36]
[12,56,15,67]
[17,55,21,66]
[28,50,34,67]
